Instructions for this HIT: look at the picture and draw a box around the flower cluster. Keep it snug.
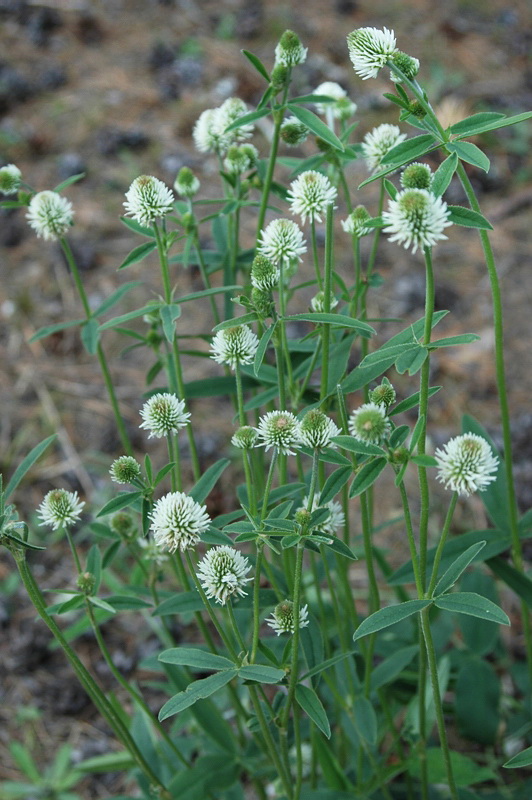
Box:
[0,163,21,195]
[435,433,499,496]
[266,600,309,635]
[287,170,337,225]
[310,291,338,313]
[347,27,397,80]
[174,167,200,198]
[193,97,253,156]
[341,205,372,238]
[109,456,142,484]
[362,124,406,173]
[348,402,391,445]
[256,411,302,455]
[299,494,345,536]
[314,82,357,122]
[251,254,280,291]
[274,30,307,67]
[280,116,309,147]
[231,426,259,449]
[299,409,340,450]
[149,492,210,553]
[26,191,74,241]
[139,393,190,438]
[210,325,259,369]
[258,219,307,264]
[197,545,252,605]
[224,143,258,175]
[123,176,174,227]
[38,489,85,530]
[382,188,452,254]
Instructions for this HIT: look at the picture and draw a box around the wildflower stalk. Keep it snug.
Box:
[192,235,220,324]
[427,492,459,596]
[234,362,247,426]
[59,238,133,456]
[167,433,182,492]
[310,220,323,290]
[418,245,435,585]
[320,203,334,404]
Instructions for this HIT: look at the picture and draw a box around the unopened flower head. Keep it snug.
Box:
[435,433,499,497]
[347,26,397,80]
[251,287,274,318]
[139,393,191,438]
[348,401,391,445]
[341,205,372,237]
[390,51,420,83]
[193,98,253,156]
[310,290,338,313]
[26,190,74,241]
[266,599,309,635]
[369,380,396,408]
[275,30,307,67]
[218,97,254,141]
[109,456,142,484]
[258,218,307,264]
[314,82,357,121]
[111,511,136,539]
[257,410,302,455]
[174,167,200,197]
[0,164,21,195]
[138,536,169,567]
[210,325,259,370]
[197,545,252,605]
[300,409,340,450]
[224,143,258,175]
[123,175,174,226]
[231,425,259,450]
[287,170,337,224]
[382,188,452,254]
[299,494,345,536]
[38,489,85,530]
[401,162,432,190]
[362,124,406,173]
[280,116,309,147]
[251,254,280,290]
[149,491,210,553]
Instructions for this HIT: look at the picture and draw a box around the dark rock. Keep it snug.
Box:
[38,65,68,92]
[236,0,264,39]
[26,7,63,47]
[335,0,357,13]
[95,127,150,156]
[0,208,26,247]
[73,12,105,45]
[0,0,28,18]
[0,61,34,114]
[61,238,98,272]
[149,41,177,72]
[57,152,87,181]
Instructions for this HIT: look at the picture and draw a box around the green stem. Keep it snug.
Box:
[255,90,288,241]
[227,599,247,653]
[310,221,323,290]
[59,238,133,456]
[193,234,220,325]
[320,203,334,405]
[234,361,247,426]
[251,542,264,662]
[427,493,458,597]
[418,246,435,588]
[167,433,182,492]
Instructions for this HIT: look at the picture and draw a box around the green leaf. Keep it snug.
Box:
[224,107,270,133]
[380,133,436,167]
[98,304,161,331]
[447,141,490,172]
[320,466,352,505]
[349,458,387,498]
[254,322,276,377]
[120,216,155,238]
[295,684,331,738]
[239,665,285,683]
[169,754,239,799]
[395,345,427,375]
[487,556,532,608]
[92,281,143,317]
[158,669,237,720]
[353,599,432,641]
[175,285,242,304]
[360,342,418,367]
[434,541,486,596]
[202,527,233,545]
[434,592,510,625]
[53,173,86,192]
[332,435,386,457]
[449,112,506,137]
[287,105,345,152]
[5,434,56,499]
[455,658,500,744]
[241,49,270,81]
[431,152,458,197]
[301,649,358,681]
[284,312,375,337]
[29,318,84,343]
[76,751,135,772]
[410,455,438,467]
[212,312,259,332]
[448,205,493,230]
[88,596,116,614]
[454,110,532,138]
[408,748,496,786]
[9,742,41,781]
[353,696,377,745]
[190,458,230,504]
[430,333,480,349]
[118,241,157,270]
[321,535,357,561]
[389,386,441,416]
[160,303,182,343]
[105,595,152,611]
[370,645,419,691]
[96,491,143,517]
[153,590,206,616]
[384,178,398,200]
[86,544,102,592]
[159,647,234,671]
[503,745,532,768]
[80,318,99,355]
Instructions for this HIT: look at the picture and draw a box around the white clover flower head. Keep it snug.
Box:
[123,175,174,227]
[193,98,254,155]
[38,488,85,530]
[435,433,499,497]
[218,97,254,142]
[197,545,252,605]
[26,190,74,241]
[251,254,280,291]
[348,401,391,445]
[401,162,432,191]
[109,455,142,484]
[390,51,420,83]
[139,393,191,438]
[0,163,22,195]
[314,81,347,112]
[150,492,210,553]
[258,218,307,264]
[266,599,309,635]
[280,116,310,147]
[299,493,345,536]
[314,82,357,122]
[362,124,407,173]
[369,381,396,408]
[347,26,397,80]
[193,108,222,154]
[231,425,259,449]
[310,290,339,313]
[174,166,200,197]
[223,143,258,175]
[287,170,338,225]
[210,325,259,370]
[275,30,308,67]
[300,409,340,450]
[382,188,452,254]
[341,205,372,237]
[257,411,303,455]
[334,95,358,122]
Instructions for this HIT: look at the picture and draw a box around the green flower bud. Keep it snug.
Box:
[409,100,426,119]
[251,254,280,291]
[401,162,432,191]
[295,509,312,528]
[111,511,136,539]
[390,447,409,464]
[270,64,290,93]
[231,425,259,449]
[77,571,96,595]
[275,30,307,67]
[369,380,397,408]
[174,166,200,197]
[109,456,142,485]
[251,287,274,318]
[390,51,420,82]
[280,117,309,147]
